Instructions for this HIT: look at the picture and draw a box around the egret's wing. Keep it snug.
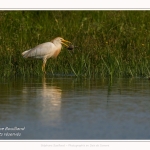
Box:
[22,42,56,58]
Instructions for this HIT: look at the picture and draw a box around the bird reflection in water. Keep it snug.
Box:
[41,76,62,107]
[22,75,62,126]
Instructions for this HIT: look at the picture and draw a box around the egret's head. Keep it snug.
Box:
[52,37,71,47]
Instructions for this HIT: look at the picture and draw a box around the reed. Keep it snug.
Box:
[0,11,150,78]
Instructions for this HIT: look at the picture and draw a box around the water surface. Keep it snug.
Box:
[0,77,150,139]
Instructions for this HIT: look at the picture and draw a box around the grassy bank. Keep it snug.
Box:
[0,11,150,78]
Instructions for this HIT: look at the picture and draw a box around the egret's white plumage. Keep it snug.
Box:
[22,37,71,73]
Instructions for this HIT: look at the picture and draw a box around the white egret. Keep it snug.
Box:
[22,37,71,73]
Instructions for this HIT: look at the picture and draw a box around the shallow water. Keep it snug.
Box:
[0,77,150,139]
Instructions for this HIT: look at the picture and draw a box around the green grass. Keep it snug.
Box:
[0,11,150,78]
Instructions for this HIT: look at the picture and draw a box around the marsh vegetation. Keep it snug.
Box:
[0,11,150,78]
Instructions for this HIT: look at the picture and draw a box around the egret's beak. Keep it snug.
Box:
[61,39,71,47]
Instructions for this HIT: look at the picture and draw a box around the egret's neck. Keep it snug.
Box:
[52,41,62,49]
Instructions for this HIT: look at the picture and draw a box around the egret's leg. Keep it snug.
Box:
[42,63,45,73]
[42,59,47,73]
